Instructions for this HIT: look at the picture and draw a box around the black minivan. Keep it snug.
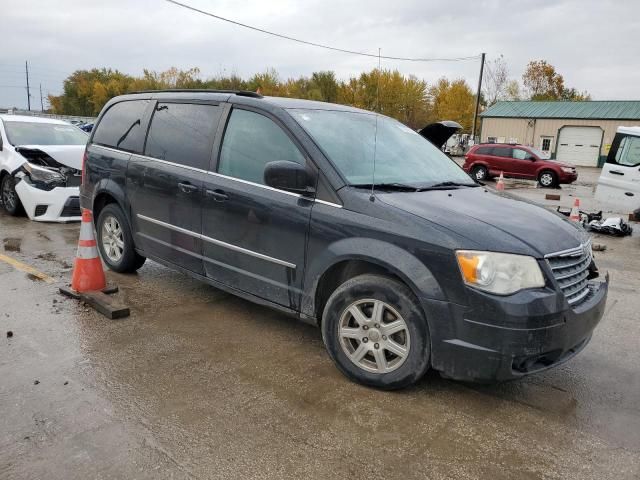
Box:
[81,90,608,389]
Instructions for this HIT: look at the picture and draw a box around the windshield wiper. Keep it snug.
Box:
[416,181,479,191]
[350,183,419,192]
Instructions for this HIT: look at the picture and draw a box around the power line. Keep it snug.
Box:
[165,0,481,63]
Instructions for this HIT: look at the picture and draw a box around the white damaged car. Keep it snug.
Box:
[0,115,87,222]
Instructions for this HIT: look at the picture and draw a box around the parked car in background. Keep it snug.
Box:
[595,126,640,212]
[0,115,87,221]
[463,143,578,188]
[82,91,607,389]
[80,122,94,132]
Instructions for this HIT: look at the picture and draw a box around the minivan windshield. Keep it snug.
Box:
[3,121,88,146]
[289,109,475,188]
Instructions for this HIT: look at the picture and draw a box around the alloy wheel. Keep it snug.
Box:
[101,215,124,263]
[338,299,411,374]
[1,177,17,210]
[540,173,554,187]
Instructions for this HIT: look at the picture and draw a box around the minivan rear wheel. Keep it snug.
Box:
[471,165,488,181]
[321,274,430,389]
[96,203,146,273]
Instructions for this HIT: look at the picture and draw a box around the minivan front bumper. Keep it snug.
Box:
[425,277,608,382]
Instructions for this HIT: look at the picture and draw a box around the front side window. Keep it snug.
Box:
[614,135,640,167]
[93,100,149,153]
[289,109,472,187]
[512,148,530,160]
[218,109,305,185]
[3,121,87,146]
[145,103,222,170]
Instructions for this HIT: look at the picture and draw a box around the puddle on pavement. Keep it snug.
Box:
[3,237,21,252]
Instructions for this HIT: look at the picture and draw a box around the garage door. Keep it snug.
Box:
[556,127,602,167]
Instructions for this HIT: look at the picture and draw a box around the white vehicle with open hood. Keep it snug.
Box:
[595,126,640,213]
[0,115,87,222]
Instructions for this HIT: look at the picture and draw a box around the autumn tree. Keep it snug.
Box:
[429,78,475,132]
[49,66,433,128]
[522,60,590,101]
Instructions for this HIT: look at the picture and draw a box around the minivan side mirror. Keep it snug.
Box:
[264,161,315,195]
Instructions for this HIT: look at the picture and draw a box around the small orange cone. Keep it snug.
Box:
[496,172,505,191]
[569,198,581,222]
[71,209,106,292]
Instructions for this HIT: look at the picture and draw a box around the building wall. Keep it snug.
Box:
[480,117,640,165]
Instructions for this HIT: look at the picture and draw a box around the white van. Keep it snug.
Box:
[595,126,640,212]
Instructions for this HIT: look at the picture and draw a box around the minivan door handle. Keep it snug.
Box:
[205,189,228,202]
[610,170,625,176]
[178,182,199,194]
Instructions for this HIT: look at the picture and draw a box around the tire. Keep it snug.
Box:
[1,174,24,216]
[538,170,558,188]
[471,165,488,181]
[96,203,146,273]
[321,274,431,390]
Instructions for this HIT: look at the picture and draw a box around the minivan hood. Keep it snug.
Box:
[15,144,84,170]
[378,187,585,257]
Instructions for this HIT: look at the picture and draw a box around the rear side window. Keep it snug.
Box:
[491,147,512,157]
[218,109,305,185]
[144,102,222,170]
[93,100,149,153]
[475,146,492,155]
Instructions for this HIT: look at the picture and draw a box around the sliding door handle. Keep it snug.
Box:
[178,182,199,193]
[206,189,228,202]
[610,170,625,176]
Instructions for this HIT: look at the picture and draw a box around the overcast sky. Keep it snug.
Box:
[2,0,639,110]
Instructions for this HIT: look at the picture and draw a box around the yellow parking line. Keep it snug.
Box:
[0,253,56,284]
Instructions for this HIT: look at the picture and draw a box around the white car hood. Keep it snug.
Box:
[16,144,84,170]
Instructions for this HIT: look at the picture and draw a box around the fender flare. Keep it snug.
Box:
[303,237,446,319]
[91,179,130,222]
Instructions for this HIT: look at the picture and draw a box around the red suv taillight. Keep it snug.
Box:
[81,149,88,186]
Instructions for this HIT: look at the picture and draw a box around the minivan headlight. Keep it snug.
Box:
[456,250,545,295]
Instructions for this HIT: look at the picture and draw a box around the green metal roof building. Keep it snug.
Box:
[479,101,640,167]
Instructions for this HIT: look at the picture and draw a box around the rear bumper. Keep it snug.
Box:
[14,179,81,222]
[424,277,608,382]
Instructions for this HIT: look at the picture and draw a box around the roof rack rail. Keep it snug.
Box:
[126,89,263,98]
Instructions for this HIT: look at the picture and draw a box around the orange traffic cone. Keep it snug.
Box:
[496,172,505,191]
[569,198,581,222]
[71,209,106,292]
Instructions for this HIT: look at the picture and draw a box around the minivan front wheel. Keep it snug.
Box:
[538,170,558,188]
[322,274,430,389]
[96,204,146,273]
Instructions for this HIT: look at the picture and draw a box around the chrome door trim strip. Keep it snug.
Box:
[314,198,343,208]
[200,233,296,269]
[136,214,296,269]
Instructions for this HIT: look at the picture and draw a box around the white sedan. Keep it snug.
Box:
[0,115,88,222]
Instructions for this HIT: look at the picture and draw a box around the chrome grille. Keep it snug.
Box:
[546,241,593,306]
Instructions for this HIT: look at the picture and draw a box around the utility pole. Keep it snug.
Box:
[39,83,44,112]
[471,52,485,143]
[25,61,31,111]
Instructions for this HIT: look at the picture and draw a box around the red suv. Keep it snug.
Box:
[463,144,578,188]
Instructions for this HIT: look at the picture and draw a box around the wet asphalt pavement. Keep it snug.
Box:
[1,173,640,479]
